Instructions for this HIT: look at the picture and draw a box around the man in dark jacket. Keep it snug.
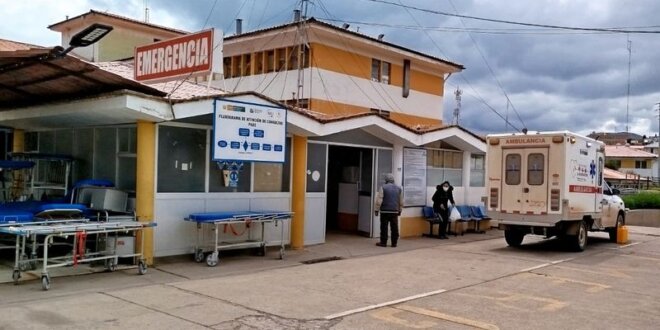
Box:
[374,173,403,247]
[432,181,455,239]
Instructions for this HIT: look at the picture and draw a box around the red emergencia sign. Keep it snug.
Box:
[134,29,214,82]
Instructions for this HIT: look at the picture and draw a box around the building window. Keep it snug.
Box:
[470,154,485,187]
[242,54,252,76]
[635,160,648,169]
[371,58,392,85]
[605,159,621,170]
[254,52,264,75]
[276,48,286,71]
[266,50,275,73]
[157,126,206,193]
[223,57,231,78]
[381,61,390,84]
[371,59,391,84]
[371,59,381,81]
[427,149,463,187]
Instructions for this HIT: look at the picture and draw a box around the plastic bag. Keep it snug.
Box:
[449,207,461,222]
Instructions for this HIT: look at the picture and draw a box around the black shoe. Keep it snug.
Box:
[439,236,448,239]
[391,244,397,248]
[376,242,387,247]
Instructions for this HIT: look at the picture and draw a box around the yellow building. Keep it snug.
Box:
[0,10,486,259]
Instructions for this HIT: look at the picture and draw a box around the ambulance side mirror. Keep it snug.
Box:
[611,188,620,196]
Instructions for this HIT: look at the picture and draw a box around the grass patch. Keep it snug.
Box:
[622,191,660,209]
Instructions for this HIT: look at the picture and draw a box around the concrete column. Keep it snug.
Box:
[136,121,156,264]
[291,135,307,249]
[392,144,404,186]
[463,151,471,204]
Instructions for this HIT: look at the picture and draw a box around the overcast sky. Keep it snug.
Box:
[2,0,659,137]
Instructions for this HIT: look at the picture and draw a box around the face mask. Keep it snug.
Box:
[443,186,449,191]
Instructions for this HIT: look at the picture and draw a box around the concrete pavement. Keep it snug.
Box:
[0,229,659,329]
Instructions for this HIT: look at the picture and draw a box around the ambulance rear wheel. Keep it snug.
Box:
[569,221,588,252]
[504,229,524,247]
[609,214,624,243]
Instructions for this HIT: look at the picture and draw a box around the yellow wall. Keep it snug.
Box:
[621,159,635,168]
[310,43,371,79]
[399,216,428,237]
[310,43,444,96]
[99,29,158,62]
[12,129,24,153]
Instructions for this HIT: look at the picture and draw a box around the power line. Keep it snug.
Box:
[447,0,526,130]
[316,18,634,35]
[362,0,660,34]
[387,0,520,131]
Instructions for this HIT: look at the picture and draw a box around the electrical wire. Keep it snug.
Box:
[362,0,660,34]
[387,0,520,131]
[447,0,526,130]
[316,0,404,113]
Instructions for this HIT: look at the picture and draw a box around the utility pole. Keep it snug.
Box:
[625,38,632,133]
[452,87,462,125]
[656,103,660,183]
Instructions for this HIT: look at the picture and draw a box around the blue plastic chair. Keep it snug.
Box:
[422,206,442,238]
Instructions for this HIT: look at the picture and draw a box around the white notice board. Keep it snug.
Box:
[403,148,427,206]
[213,99,287,163]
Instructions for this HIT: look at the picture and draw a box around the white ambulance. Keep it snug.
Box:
[486,131,626,251]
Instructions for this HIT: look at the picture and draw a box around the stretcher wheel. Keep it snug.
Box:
[12,270,21,284]
[206,252,219,267]
[106,259,117,272]
[257,245,266,257]
[194,249,205,263]
[138,260,147,275]
[41,275,50,291]
[279,248,285,260]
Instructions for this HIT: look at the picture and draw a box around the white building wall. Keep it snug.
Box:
[154,193,291,257]
[218,68,443,120]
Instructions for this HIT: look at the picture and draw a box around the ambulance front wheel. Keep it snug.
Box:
[609,214,624,243]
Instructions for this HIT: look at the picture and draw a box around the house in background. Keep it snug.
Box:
[604,145,658,179]
[588,131,647,146]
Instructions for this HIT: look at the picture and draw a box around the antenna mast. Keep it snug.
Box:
[295,0,310,108]
[452,87,462,125]
[144,0,150,23]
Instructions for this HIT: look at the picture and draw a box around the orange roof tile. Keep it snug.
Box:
[0,38,43,51]
[604,145,657,159]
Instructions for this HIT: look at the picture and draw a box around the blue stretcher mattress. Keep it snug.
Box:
[0,209,34,224]
[1,201,87,215]
[0,160,35,170]
[187,211,292,223]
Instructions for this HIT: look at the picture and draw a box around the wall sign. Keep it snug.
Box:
[403,148,427,206]
[134,28,221,82]
[213,99,287,163]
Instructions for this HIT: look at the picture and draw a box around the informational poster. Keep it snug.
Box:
[213,99,287,163]
[403,148,427,206]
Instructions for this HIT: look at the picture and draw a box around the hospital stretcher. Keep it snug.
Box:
[185,211,292,267]
[0,220,156,290]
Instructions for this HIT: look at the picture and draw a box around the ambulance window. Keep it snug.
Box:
[527,153,545,185]
[505,154,521,185]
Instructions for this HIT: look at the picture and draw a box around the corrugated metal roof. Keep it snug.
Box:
[0,49,165,109]
[225,18,464,71]
[48,10,188,35]
[0,38,43,51]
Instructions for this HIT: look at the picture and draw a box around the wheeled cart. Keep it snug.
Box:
[0,220,156,290]
[185,211,292,267]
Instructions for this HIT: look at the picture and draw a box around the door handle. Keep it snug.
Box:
[523,188,529,193]
[600,199,608,205]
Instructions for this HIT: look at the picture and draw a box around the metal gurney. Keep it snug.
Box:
[0,220,156,290]
[185,211,292,267]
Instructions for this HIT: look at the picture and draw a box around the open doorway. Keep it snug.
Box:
[326,146,373,236]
